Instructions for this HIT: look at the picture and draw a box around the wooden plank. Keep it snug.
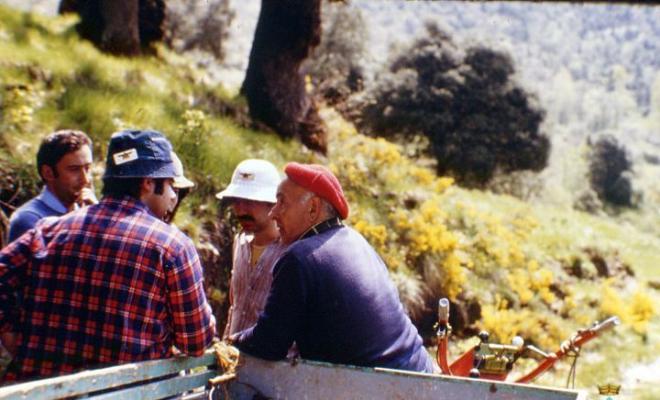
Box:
[0,352,217,400]
[90,370,215,400]
[182,390,212,400]
[216,354,587,400]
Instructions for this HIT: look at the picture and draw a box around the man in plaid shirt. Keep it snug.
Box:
[0,130,216,382]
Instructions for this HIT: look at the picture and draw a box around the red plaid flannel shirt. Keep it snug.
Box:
[0,196,216,382]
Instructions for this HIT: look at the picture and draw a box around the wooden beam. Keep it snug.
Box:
[0,352,217,400]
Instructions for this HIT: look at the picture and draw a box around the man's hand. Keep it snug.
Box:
[78,186,98,207]
[0,332,17,356]
[227,333,239,346]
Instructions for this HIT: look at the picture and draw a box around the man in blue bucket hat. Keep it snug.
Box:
[0,129,216,382]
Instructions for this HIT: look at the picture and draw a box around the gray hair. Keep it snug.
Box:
[299,191,339,219]
[321,200,339,218]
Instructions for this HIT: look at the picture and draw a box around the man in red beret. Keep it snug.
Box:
[231,162,436,373]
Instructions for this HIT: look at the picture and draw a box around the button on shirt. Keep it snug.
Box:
[0,196,216,382]
[8,187,69,242]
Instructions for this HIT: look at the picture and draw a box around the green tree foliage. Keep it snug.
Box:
[588,135,634,207]
[350,23,550,187]
[305,2,367,106]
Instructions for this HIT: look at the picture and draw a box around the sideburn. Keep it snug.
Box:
[153,178,165,195]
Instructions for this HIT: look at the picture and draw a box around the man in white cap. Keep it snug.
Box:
[216,159,287,338]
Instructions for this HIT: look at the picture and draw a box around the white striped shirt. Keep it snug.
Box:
[223,232,288,337]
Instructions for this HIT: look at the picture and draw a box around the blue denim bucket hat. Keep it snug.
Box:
[103,130,177,179]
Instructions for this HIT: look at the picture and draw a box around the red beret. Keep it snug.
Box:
[284,162,349,219]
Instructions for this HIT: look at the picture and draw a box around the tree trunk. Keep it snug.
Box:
[100,0,141,55]
[242,0,327,154]
[58,0,165,57]
[58,0,78,14]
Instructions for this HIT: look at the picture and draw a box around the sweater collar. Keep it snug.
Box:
[298,217,343,241]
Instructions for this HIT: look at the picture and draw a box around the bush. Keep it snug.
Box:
[0,152,40,247]
[164,0,234,62]
[587,135,634,207]
[485,170,545,201]
[304,2,367,106]
[349,22,550,188]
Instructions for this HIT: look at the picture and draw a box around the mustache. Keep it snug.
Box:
[237,215,256,223]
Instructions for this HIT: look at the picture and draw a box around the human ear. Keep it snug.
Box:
[41,165,55,182]
[308,196,321,221]
[139,178,155,197]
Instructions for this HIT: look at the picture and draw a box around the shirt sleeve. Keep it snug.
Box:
[165,238,216,356]
[234,251,307,360]
[8,210,40,243]
[222,236,240,339]
[0,234,31,333]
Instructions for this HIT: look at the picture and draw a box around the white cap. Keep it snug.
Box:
[215,159,281,203]
[171,152,194,189]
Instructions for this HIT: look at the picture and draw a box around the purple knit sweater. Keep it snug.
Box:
[234,222,434,373]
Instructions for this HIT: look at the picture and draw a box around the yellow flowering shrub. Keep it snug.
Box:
[1,85,43,135]
[391,201,457,257]
[599,279,655,334]
[507,269,535,305]
[507,261,557,306]
[447,197,562,307]
[628,291,655,334]
[531,268,557,305]
[480,297,567,350]
[353,219,387,249]
[326,113,465,303]
[323,110,569,345]
[322,108,653,350]
[386,200,464,299]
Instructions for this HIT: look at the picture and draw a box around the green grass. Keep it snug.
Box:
[443,188,660,281]
[0,4,309,201]
[438,187,660,399]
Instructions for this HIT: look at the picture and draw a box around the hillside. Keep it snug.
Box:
[223,1,660,218]
[0,4,658,399]
[222,0,660,235]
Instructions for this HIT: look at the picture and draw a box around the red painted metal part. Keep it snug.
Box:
[437,335,453,375]
[436,316,618,383]
[448,348,474,377]
[515,328,599,383]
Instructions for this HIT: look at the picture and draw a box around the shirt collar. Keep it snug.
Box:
[38,186,69,214]
[298,217,343,241]
[238,231,255,246]
[102,195,153,215]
